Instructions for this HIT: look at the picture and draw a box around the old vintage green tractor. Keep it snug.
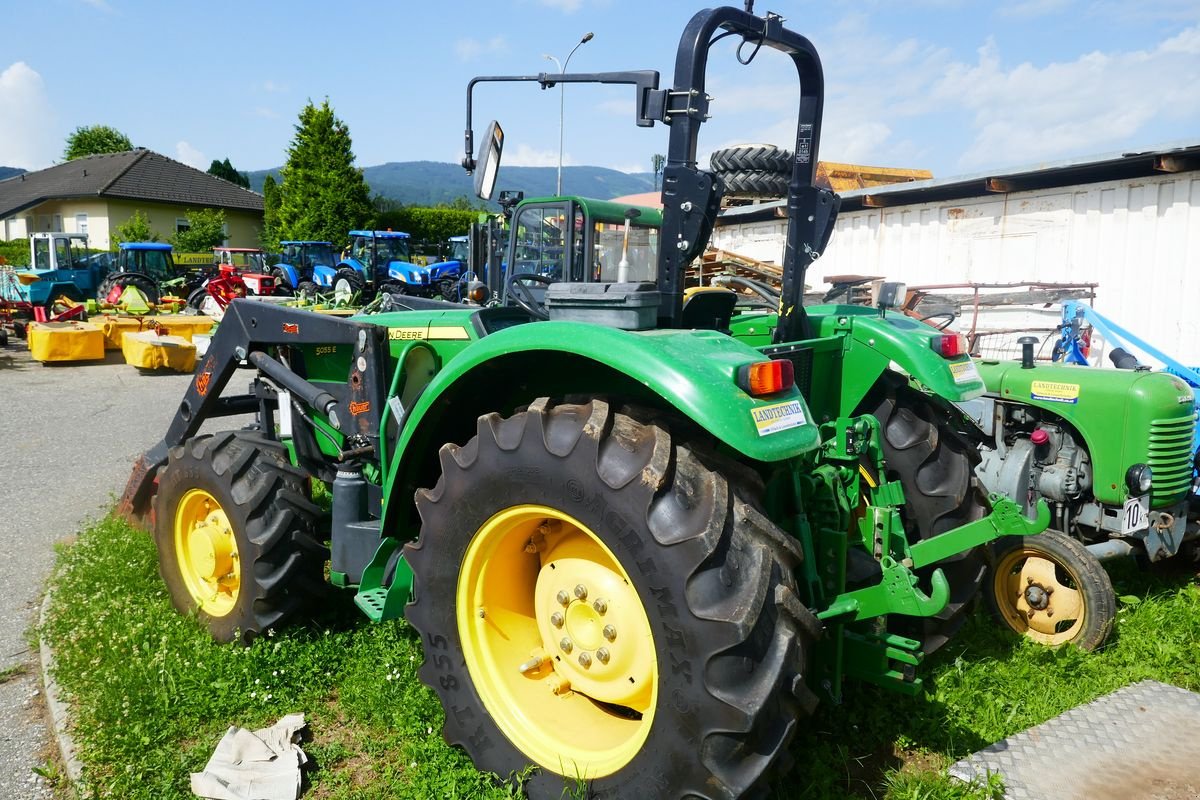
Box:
[965,338,1197,650]
[120,7,1045,798]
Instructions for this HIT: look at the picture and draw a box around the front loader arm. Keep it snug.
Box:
[118,300,390,523]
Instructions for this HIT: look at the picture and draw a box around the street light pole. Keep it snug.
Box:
[544,31,593,196]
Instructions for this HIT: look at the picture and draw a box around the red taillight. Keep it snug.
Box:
[737,359,794,396]
[931,333,969,358]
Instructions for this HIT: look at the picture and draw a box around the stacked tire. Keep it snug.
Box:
[709,144,793,200]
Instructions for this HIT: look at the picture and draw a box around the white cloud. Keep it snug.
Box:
[262,80,288,93]
[253,106,280,119]
[936,28,1200,169]
[505,144,566,167]
[0,62,57,169]
[455,36,509,61]
[175,140,206,169]
[79,0,113,11]
[607,162,649,174]
[538,0,583,11]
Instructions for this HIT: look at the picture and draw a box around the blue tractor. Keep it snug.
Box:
[274,241,340,296]
[334,230,432,301]
[427,234,470,299]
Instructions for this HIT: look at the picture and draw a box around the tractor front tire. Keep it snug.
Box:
[987,529,1115,650]
[859,376,990,653]
[153,430,326,644]
[296,280,318,298]
[405,398,818,799]
[332,269,365,304]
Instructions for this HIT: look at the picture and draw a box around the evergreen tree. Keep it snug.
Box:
[276,100,373,246]
[260,174,282,250]
[207,157,250,188]
[64,125,133,160]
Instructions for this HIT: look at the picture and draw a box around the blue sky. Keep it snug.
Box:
[2,0,1198,182]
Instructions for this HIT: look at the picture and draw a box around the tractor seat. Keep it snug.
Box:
[680,286,738,332]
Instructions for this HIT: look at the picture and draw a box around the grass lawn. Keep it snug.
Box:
[40,515,1200,799]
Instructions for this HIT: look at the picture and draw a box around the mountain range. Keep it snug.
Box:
[246,161,658,207]
[0,166,27,181]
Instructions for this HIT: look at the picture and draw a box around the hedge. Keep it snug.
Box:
[375,208,479,252]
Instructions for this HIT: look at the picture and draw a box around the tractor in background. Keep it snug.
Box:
[962,308,1198,650]
[19,232,109,305]
[427,235,470,299]
[334,230,431,301]
[97,242,177,305]
[120,7,1046,798]
[274,240,339,296]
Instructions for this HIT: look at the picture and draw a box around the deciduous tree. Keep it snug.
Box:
[64,125,133,161]
[171,209,227,253]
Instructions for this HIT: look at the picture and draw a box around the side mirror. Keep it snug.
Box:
[876,281,906,311]
[474,121,505,201]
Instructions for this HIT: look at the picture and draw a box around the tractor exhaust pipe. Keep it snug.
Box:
[1018,336,1038,369]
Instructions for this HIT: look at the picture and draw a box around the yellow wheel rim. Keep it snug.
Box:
[457,505,657,780]
[173,488,241,617]
[992,546,1085,646]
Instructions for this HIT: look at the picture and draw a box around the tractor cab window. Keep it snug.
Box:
[448,239,469,262]
[283,244,301,265]
[33,238,51,270]
[511,205,567,281]
[309,244,336,267]
[54,238,72,271]
[351,237,370,263]
[594,221,658,283]
[376,237,410,263]
[137,250,174,281]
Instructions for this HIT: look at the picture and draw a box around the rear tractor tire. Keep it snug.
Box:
[860,377,990,653]
[987,529,1115,650]
[97,273,161,305]
[405,398,819,799]
[153,430,326,644]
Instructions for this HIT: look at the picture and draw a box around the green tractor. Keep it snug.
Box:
[967,336,1197,650]
[120,7,1045,797]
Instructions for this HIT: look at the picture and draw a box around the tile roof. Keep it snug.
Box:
[0,149,264,218]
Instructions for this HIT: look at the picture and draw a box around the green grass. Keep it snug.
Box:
[42,517,1200,799]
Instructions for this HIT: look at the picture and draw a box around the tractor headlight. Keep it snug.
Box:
[1126,463,1152,494]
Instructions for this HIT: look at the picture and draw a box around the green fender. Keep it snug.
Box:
[807,306,986,414]
[380,320,822,520]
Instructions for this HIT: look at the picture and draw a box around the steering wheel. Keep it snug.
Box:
[506,273,554,320]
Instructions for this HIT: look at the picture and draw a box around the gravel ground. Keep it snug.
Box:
[0,344,194,796]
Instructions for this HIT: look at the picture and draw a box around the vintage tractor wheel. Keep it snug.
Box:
[405,398,818,798]
[296,280,318,297]
[709,144,792,173]
[153,430,326,644]
[859,377,990,653]
[332,269,365,304]
[97,273,161,305]
[987,529,1115,650]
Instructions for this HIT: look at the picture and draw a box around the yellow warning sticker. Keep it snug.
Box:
[750,400,808,436]
[950,359,981,385]
[1031,380,1080,404]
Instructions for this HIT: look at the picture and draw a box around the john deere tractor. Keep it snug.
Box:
[120,7,1044,798]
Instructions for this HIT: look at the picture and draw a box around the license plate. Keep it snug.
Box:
[1122,495,1150,534]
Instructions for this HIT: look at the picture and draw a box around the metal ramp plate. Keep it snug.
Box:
[949,680,1200,800]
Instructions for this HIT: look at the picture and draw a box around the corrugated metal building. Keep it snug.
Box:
[712,141,1200,364]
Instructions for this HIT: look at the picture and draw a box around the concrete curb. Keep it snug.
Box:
[38,592,83,784]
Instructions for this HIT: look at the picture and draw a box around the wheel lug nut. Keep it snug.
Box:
[550,612,564,628]
[592,598,607,614]
[559,637,573,653]
[596,647,610,664]
[603,624,616,641]
[573,584,588,600]
[556,590,570,606]
[578,652,592,668]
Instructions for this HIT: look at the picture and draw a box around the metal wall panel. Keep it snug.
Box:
[711,172,1200,365]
